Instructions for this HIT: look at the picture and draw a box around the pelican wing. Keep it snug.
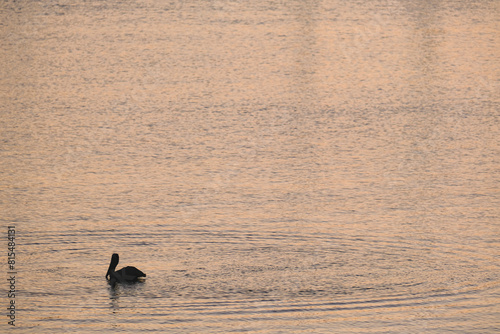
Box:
[118,266,146,280]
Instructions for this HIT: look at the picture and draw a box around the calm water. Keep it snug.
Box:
[1,0,499,333]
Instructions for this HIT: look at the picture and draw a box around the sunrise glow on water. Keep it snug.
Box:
[1,1,498,333]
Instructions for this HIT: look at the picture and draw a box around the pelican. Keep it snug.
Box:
[106,253,146,284]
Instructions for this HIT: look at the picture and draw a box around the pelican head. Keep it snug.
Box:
[106,253,120,280]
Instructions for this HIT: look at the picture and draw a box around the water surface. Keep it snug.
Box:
[1,0,499,333]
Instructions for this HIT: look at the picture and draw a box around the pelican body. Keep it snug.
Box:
[106,253,146,284]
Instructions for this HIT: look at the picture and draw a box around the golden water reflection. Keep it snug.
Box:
[1,0,498,333]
